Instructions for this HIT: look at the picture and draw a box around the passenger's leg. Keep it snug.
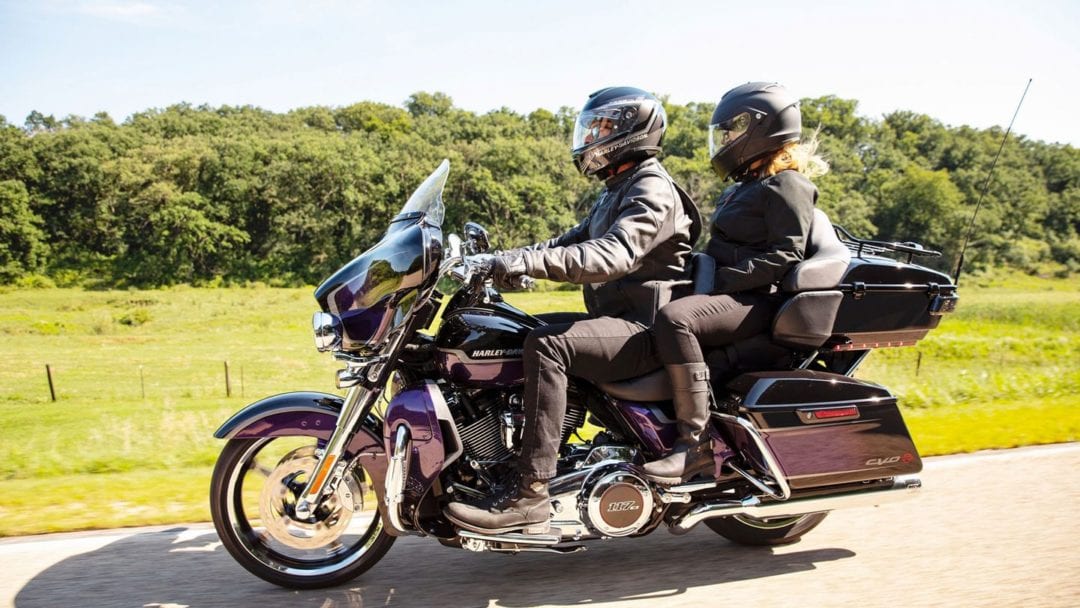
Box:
[644,294,776,483]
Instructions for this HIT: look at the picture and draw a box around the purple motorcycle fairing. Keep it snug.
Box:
[314,216,443,353]
[613,399,736,478]
[383,381,461,508]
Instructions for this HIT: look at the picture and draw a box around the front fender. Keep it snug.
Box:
[214,391,344,440]
[213,391,389,516]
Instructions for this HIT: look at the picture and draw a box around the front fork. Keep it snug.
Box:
[294,382,381,520]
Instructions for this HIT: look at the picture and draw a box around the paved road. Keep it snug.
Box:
[2,444,1079,608]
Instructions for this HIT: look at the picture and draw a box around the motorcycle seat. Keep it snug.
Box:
[599,210,850,403]
[599,368,672,402]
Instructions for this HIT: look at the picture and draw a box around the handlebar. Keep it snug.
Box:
[456,254,535,292]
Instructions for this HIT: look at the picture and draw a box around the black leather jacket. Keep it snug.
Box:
[520,158,702,325]
[705,169,817,294]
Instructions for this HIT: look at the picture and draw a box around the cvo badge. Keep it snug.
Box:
[866,453,916,466]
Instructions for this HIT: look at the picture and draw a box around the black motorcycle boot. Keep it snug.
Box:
[444,476,551,535]
[642,363,714,485]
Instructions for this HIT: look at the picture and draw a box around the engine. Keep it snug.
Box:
[447,389,657,539]
[447,388,586,464]
[548,447,658,539]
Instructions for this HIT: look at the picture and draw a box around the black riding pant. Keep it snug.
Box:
[652,293,779,365]
[517,313,659,479]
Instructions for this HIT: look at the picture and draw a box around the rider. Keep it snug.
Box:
[445,86,702,534]
[641,82,829,484]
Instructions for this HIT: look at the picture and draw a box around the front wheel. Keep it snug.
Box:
[210,436,395,589]
[705,512,828,546]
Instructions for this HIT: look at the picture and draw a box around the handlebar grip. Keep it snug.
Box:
[516,275,536,290]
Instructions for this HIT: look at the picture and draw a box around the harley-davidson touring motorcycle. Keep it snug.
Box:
[210,160,959,588]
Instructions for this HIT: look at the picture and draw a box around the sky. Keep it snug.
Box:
[2,0,1077,146]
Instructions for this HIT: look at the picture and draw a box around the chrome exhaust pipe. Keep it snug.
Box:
[671,475,922,534]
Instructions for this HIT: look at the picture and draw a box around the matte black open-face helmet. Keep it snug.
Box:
[709,82,801,180]
[572,86,666,177]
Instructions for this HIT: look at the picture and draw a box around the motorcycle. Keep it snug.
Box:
[209,160,959,589]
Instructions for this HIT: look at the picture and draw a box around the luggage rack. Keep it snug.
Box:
[834,225,942,263]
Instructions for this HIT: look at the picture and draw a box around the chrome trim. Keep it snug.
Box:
[796,349,820,369]
[427,381,464,468]
[584,471,654,538]
[384,424,411,534]
[666,480,721,494]
[657,480,718,504]
[716,413,792,501]
[489,545,588,554]
[671,475,921,533]
[312,312,342,352]
[335,368,361,389]
[547,455,642,540]
[458,530,562,547]
[294,384,375,519]
[727,461,786,501]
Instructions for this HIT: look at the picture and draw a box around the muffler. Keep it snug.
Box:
[670,475,921,534]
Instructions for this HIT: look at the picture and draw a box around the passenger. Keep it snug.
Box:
[445,86,701,533]
[642,82,829,484]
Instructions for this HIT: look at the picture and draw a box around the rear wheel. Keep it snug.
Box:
[210,436,395,589]
[705,512,828,546]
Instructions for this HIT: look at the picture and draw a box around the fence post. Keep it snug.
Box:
[46,364,56,402]
[224,361,232,398]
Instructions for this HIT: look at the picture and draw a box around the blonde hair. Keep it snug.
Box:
[763,130,829,179]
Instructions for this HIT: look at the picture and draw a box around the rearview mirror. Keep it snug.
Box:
[464,222,490,254]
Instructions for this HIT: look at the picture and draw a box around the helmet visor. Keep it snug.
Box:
[572,107,630,150]
[708,112,752,158]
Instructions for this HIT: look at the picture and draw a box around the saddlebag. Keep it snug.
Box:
[720,370,922,490]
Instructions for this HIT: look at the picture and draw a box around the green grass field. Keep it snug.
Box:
[1,273,1077,536]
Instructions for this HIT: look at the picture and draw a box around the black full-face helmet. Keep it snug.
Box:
[571,86,666,177]
[709,82,801,180]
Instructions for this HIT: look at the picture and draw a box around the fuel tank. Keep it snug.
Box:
[435,302,541,388]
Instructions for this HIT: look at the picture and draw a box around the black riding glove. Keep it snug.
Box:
[491,252,529,291]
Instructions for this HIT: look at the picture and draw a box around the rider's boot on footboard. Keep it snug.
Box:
[445,476,551,534]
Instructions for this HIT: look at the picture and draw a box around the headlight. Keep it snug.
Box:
[312,312,342,352]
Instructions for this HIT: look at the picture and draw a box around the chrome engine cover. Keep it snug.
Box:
[581,469,654,537]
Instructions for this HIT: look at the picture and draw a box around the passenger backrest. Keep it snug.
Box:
[781,208,851,292]
[771,209,851,349]
[692,252,715,295]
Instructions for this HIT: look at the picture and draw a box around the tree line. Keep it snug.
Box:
[1,91,1077,286]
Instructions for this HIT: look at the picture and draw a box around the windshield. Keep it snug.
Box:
[399,159,449,227]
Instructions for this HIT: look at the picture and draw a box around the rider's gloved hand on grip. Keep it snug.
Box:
[491,252,529,291]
